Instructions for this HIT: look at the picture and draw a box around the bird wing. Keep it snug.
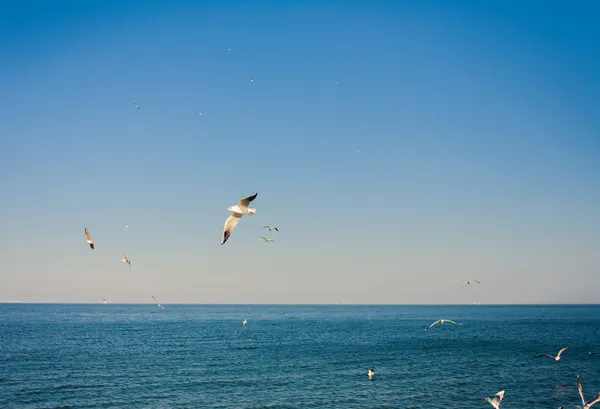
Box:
[238,193,258,209]
[537,354,554,358]
[259,236,268,241]
[493,390,505,407]
[447,320,458,325]
[263,225,271,230]
[585,392,600,408]
[85,228,92,241]
[578,376,586,406]
[474,280,481,284]
[273,227,279,231]
[222,214,242,245]
[557,346,570,357]
[428,320,441,329]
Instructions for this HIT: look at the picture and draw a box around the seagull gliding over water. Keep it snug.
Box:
[538,346,570,361]
[221,193,258,245]
[485,390,505,409]
[428,319,459,329]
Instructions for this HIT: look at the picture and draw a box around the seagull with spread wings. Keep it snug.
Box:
[538,346,570,361]
[122,255,131,270]
[221,193,258,245]
[259,236,275,243]
[485,390,505,409]
[152,296,164,309]
[428,319,459,329]
[84,227,95,250]
[461,279,480,290]
[263,225,279,231]
[577,375,600,409]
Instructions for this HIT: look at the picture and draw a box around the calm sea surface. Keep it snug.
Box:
[1,304,599,408]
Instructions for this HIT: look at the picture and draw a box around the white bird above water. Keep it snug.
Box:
[221,193,258,245]
[152,296,164,309]
[242,319,247,326]
[368,369,375,379]
[485,390,505,409]
[577,375,600,409]
[461,279,480,290]
[428,319,459,329]
[538,346,570,361]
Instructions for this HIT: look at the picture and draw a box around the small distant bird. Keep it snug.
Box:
[588,352,597,356]
[84,227,95,250]
[578,375,600,409]
[538,346,570,361]
[103,298,108,304]
[221,193,258,245]
[242,319,247,326]
[134,102,140,110]
[152,296,164,309]
[259,236,275,243]
[485,390,505,409]
[228,48,231,52]
[263,225,279,231]
[250,78,254,83]
[245,291,249,295]
[125,224,129,229]
[121,255,131,270]
[198,111,203,116]
[428,319,459,329]
[368,369,375,379]
[461,279,481,290]
[335,81,340,85]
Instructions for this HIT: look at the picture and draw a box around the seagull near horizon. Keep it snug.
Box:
[121,255,131,270]
[259,236,275,243]
[485,390,505,409]
[577,375,600,409]
[103,298,108,304]
[428,319,459,329]
[221,193,258,245]
[461,279,480,290]
[263,225,279,231]
[368,369,375,380]
[152,296,164,309]
[538,346,570,361]
[84,227,95,250]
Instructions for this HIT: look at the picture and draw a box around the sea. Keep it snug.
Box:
[1,304,599,409]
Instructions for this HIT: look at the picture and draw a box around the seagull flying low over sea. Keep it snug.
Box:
[263,225,279,231]
[538,346,570,361]
[103,298,108,304]
[242,319,247,326]
[259,236,275,243]
[577,375,600,409]
[221,193,258,245]
[485,390,505,409]
[152,296,164,309]
[121,255,131,270]
[461,279,480,290]
[368,369,375,379]
[428,319,459,329]
[84,227,95,250]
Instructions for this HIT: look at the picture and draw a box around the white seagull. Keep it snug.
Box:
[121,255,131,270]
[221,193,258,245]
[242,319,247,326]
[134,102,140,110]
[538,346,570,361]
[259,236,275,243]
[250,78,254,83]
[263,225,279,231]
[461,279,481,290]
[152,296,164,309]
[335,81,340,85]
[428,319,459,329]
[485,390,505,409]
[84,227,95,250]
[368,369,375,380]
[577,375,600,409]
[103,298,108,304]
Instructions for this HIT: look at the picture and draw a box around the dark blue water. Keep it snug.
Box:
[1,304,599,408]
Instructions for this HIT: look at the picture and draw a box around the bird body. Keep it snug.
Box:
[222,193,258,245]
[368,369,375,379]
[486,390,505,409]
[84,227,95,250]
[263,225,279,231]
[122,255,131,270]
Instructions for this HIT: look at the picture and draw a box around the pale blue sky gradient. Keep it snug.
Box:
[1,0,599,304]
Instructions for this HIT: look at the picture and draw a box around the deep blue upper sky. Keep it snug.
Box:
[1,0,599,304]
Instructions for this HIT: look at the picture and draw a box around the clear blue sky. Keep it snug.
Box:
[1,0,599,304]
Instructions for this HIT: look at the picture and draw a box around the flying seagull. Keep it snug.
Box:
[134,102,140,110]
[221,193,258,245]
[335,81,340,85]
[577,375,600,409]
[485,390,505,409]
[121,255,131,270]
[103,298,108,304]
[368,369,375,380]
[84,227,95,250]
[152,296,164,309]
[242,319,247,326]
[250,78,254,83]
[263,225,279,231]
[428,319,459,329]
[259,236,275,243]
[538,346,570,361]
[461,279,481,290]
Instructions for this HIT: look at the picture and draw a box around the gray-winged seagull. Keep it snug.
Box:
[538,346,570,361]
